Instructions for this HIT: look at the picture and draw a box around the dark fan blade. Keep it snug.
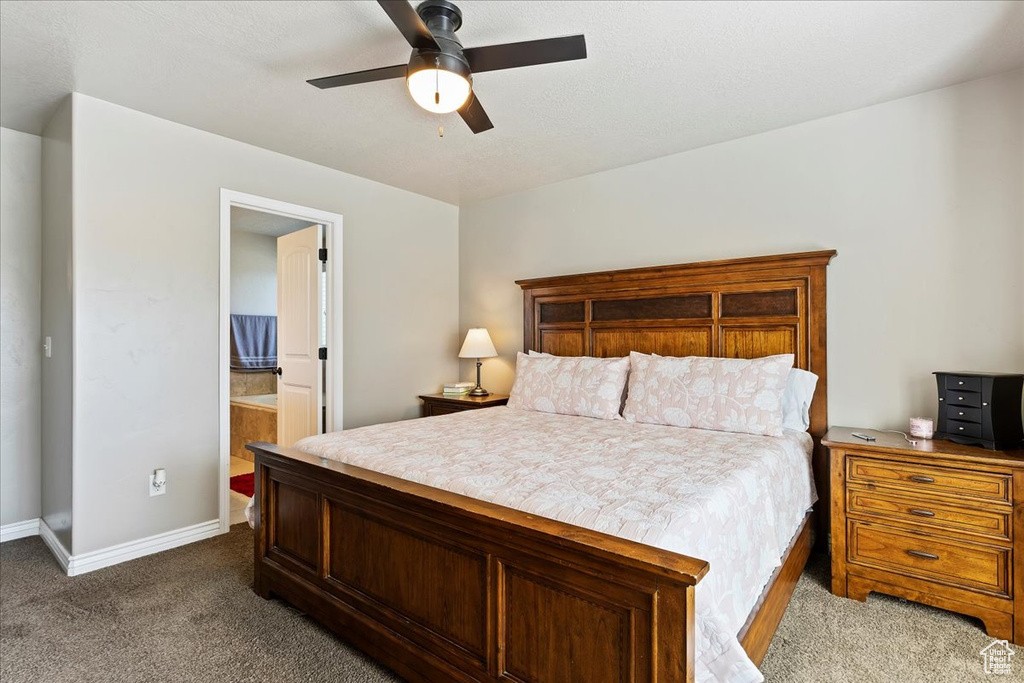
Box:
[378,0,438,51]
[458,92,493,134]
[307,64,407,89]
[464,35,586,74]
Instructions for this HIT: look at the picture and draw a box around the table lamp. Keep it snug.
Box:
[458,328,498,396]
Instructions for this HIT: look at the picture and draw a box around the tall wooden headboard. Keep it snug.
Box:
[517,250,837,537]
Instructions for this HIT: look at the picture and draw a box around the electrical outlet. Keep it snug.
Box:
[149,470,167,497]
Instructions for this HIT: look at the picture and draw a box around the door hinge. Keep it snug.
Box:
[318,347,327,361]
[318,248,328,262]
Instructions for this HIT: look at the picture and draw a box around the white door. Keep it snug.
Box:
[276,225,323,446]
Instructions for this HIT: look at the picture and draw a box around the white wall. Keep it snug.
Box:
[0,127,42,527]
[69,94,458,554]
[40,99,74,550]
[229,230,277,316]
[459,70,1024,430]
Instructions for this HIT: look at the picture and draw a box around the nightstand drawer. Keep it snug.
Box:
[847,520,1011,597]
[425,404,464,417]
[847,487,1011,542]
[419,394,509,418]
[847,456,1011,504]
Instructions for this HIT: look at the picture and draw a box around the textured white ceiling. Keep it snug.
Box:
[230,206,314,237]
[2,1,1022,204]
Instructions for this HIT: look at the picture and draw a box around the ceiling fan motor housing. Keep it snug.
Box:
[409,0,471,83]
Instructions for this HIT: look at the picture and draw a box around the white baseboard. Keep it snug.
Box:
[0,518,41,543]
[39,520,71,573]
[65,519,222,576]
[37,518,222,576]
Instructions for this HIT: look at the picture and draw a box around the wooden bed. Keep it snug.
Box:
[248,249,836,683]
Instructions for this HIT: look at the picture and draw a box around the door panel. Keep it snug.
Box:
[277,225,323,446]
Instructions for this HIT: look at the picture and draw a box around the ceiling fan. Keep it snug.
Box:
[307,0,587,134]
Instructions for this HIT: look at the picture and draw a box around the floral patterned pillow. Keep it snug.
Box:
[623,352,793,437]
[507,352,629,420]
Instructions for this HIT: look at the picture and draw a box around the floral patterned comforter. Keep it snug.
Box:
[296,407,816,683]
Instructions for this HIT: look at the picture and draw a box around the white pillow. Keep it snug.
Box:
[782,368,818,431]
[623,352,794,437]
[507,352,629,420]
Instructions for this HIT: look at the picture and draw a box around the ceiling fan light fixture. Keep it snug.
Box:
[406,50,472,114]
[407,66,471,113]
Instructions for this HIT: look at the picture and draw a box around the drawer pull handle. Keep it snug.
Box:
[958,411,964,416]
[958,426,965,431]
[958,381,964,385]
[958,396,964,401]
[909,508,935,517]
[907,549,939,560]
[909,475,935,484]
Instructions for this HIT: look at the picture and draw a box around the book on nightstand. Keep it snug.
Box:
[442,382,475,396]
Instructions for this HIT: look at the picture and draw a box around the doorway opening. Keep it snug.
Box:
[219,190,343,530]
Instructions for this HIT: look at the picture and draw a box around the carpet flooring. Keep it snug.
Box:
[0,525,1005,682]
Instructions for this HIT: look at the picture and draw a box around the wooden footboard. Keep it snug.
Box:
[249,442,710,682]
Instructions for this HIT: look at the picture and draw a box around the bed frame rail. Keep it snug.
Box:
[250,442,709,683]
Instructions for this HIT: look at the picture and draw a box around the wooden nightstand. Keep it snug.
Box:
[824,426,1024,643]
[418,393,509,417]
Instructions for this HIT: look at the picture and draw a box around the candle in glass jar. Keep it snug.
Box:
[909,417,934,439]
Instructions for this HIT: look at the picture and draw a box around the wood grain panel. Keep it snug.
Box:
[591,294,711,321]
[327,501,488,657]
[846,457,1011,504]
[721,290,797,317]
[503,568,630,683]
[847,487,1010,541]
[847,520,1010,597]
[540,329,585,356]
[230,402,277,462]
[721,326,797,360]
[539,301,585,324]
[591,327,711,358]
[269,479,319,572]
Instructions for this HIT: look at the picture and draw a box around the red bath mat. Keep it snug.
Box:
[230,472,255,498]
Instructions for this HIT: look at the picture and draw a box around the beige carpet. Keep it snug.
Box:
[0,526,1004,682]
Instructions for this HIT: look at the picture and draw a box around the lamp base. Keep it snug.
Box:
[468,357,489,397]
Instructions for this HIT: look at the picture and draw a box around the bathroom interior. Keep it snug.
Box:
[228,206,324,524]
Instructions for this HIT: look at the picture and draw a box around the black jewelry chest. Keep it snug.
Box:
[934,371,1024,449]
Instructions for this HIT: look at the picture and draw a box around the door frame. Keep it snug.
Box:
[218,189,343,533]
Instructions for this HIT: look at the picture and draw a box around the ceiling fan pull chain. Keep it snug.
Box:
[434,57,441,106]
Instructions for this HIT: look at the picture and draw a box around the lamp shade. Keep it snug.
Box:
[458,328,497,359]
